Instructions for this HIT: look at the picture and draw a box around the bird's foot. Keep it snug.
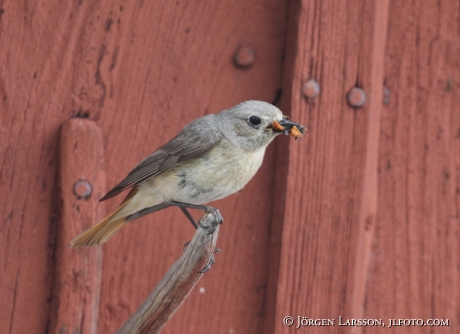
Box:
[202,206,224,224]
[168,201,224,226]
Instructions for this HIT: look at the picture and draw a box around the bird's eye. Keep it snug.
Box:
[248,116,261,127]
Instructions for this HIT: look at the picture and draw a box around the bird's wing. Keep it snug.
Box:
[100,115,222,201]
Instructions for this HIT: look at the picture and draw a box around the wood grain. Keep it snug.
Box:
[49,118,105,334]
[2,0,459,333]
[94,1,288,333]
[273,1,460,333]
[350,0,389,327]
[364,1,460,332]
[274,0,389,333]
[0,0,288,333]
[263,1,301,333]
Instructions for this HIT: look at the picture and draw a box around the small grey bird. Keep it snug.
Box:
[71,100,306,247]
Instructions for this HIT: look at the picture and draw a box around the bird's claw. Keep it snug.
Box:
[205,206,224,224]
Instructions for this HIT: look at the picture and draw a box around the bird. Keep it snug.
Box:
[71,100,306,248]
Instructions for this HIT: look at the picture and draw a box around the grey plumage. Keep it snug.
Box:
[100,115,222,201]
[71,100,306,247]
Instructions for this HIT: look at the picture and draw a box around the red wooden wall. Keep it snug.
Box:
[1,0,459,333]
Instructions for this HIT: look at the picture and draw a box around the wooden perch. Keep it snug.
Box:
[116,213,220,334]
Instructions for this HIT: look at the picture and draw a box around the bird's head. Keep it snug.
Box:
[216,100,306,151]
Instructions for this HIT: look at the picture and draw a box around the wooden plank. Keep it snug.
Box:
[263,1,302,333]
[48,118,105,334]
[84,1,289,333]
[272,0,388,332]
[363,0,460,331]
[0,2,86,332]
[350,0,389,326]
[0,0,285,332]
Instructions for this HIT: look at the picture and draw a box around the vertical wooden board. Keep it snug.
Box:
[0,0,288,334]
[350,0,389,327]
[0,1,92,333]
[54,0,288,333]
[49,119,105,334]
[364,0,460,332]
[272,0,387,333]
[92,1,286,333]
[263,0,301,332]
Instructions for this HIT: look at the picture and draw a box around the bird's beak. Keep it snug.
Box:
[268,117,307,140]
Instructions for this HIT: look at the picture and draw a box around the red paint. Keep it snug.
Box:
[1,0,460,333]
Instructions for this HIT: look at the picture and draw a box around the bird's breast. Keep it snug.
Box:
[151,139,266,204]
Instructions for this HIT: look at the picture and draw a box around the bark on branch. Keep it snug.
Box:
[116,213,220,334]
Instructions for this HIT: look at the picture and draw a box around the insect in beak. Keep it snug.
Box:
[268,118,307,140]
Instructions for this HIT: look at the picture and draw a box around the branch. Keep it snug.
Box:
[116,213,220,334]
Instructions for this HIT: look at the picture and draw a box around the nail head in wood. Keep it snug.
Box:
[74,180,92,199]
[383,87,390,105]
[302,79,321,99]
[347,87,366,108]
[234,46,255,68]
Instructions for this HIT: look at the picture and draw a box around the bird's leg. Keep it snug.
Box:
[179,207,198,229]
[168,201,224,225]
[178,207,197,255]
[168,201,222,273]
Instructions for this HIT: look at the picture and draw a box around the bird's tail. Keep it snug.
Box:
[71,188,138,247]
